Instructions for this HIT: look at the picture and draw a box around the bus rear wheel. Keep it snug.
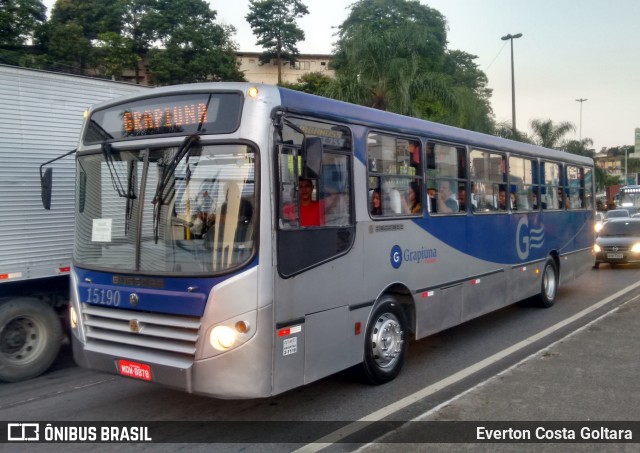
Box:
[0,298,63,382]
[538,259,558,308]
[361,297,408,385]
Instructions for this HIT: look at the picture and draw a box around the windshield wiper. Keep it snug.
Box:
[102,142,136,199]
[152,133,201,243]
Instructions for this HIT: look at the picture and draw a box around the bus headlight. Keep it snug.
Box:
[631,243,640,253]
[593,244,601,253]
[210,325,237,351]
[70,305,78,329]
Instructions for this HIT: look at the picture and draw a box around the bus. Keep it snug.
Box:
[42,83,594,398]
[616,185,640,212]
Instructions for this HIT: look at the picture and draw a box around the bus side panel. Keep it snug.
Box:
[304,305,354,384]
[461,271,507,323]
[507,261,545,304]
[273,321,305,395]
[415,284,462,339]
[559,249,593,285]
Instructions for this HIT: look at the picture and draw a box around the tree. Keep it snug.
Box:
[0,0,46,54]
[529,118,576,149]
[146,0,244,85]
[43,0,125,70]
[93,31,139,78]
[433,50,494,132]
[493,121,531,143]
[280,71,333,94]
[246,0,309,85]
[334,0,447,71]
[562,138,595,157]
[328,25,455,116]
[328,0,494,132]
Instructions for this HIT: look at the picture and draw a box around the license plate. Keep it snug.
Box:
[607,253,624,259]
[118,360,152,381]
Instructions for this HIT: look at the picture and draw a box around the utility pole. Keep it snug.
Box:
[501,33,523,134]
[575,98,588,142]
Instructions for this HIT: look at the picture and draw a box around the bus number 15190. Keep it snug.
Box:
[86,288,122,306]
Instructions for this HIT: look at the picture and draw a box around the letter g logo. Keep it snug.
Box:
[390,245,402,269]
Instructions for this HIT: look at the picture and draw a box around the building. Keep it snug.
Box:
[594,152,624,179]
[236,52,334,85]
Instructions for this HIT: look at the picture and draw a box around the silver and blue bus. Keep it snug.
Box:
[48,83,594,398]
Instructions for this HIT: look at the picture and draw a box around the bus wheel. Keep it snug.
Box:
[538,259,558,308]
[361,297,408,385]
[0,298,63,382]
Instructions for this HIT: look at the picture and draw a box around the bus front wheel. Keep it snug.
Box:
[361,297,408,385]
[538,259,558,308]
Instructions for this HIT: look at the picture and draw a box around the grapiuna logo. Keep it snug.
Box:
[516,217,545,260]
[390,245,437,269]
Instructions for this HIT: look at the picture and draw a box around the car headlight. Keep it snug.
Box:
[631,243,640,253]
[593,244,601,253]
[595,222,603,232]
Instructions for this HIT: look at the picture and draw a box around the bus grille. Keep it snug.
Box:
[82,305,201,356]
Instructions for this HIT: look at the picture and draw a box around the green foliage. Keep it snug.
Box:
[146,0,244,85]
[329,0,494,133]
[493,122,532,143]
[335,0,446,70]
[246,0,309,84]
[529,118,576,149]
[0,0,46,48]
[93,32,139,78]
[280,71,333,94]
[562,138,595,157]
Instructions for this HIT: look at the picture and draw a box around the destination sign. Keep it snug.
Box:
[84,92,242,144]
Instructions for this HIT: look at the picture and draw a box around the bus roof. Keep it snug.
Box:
[277,87,593,166]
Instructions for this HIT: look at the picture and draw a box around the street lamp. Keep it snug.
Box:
[501,33,523,134]
[576,98,587,142]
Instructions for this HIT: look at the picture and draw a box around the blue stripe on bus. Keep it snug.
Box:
[74,258,258,317]
[412,211,593,264]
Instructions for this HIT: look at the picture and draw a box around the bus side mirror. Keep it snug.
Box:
[302,136,323,179]
[41,167,53,210]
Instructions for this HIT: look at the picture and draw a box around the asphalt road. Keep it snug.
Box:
[1,263,639,452]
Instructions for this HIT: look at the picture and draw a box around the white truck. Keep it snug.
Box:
[0,65,146,381]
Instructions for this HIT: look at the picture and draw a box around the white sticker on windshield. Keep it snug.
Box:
[92,219,113,242]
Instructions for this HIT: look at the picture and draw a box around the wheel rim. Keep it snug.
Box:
[370,312,404,369]
[543,264,557,301]
[0,316,45,364]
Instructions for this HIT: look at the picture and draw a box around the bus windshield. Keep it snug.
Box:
[74,144,256,274]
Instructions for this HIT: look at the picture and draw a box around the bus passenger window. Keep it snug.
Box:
[367,133,423,218]
[469,149,505,213]
[541,161,561,210]
[426,143,466,215]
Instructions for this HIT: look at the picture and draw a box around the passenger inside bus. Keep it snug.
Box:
[370,188,382,216]
[401,181,422,214]
[436,180,458,213]
[283,178,326,226]
[498,188,507,211]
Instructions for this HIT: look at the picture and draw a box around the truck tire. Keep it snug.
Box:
[0,298,63,382]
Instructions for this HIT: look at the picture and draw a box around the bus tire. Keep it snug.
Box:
[538,259,558,308]
[361,297,408,385]
[0,298,63,382]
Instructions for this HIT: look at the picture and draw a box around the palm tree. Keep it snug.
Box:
[494,121,532,143]
[529,119,576,149]
[325,26,457,117]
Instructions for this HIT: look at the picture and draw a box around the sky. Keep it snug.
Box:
[42,0,640,151]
